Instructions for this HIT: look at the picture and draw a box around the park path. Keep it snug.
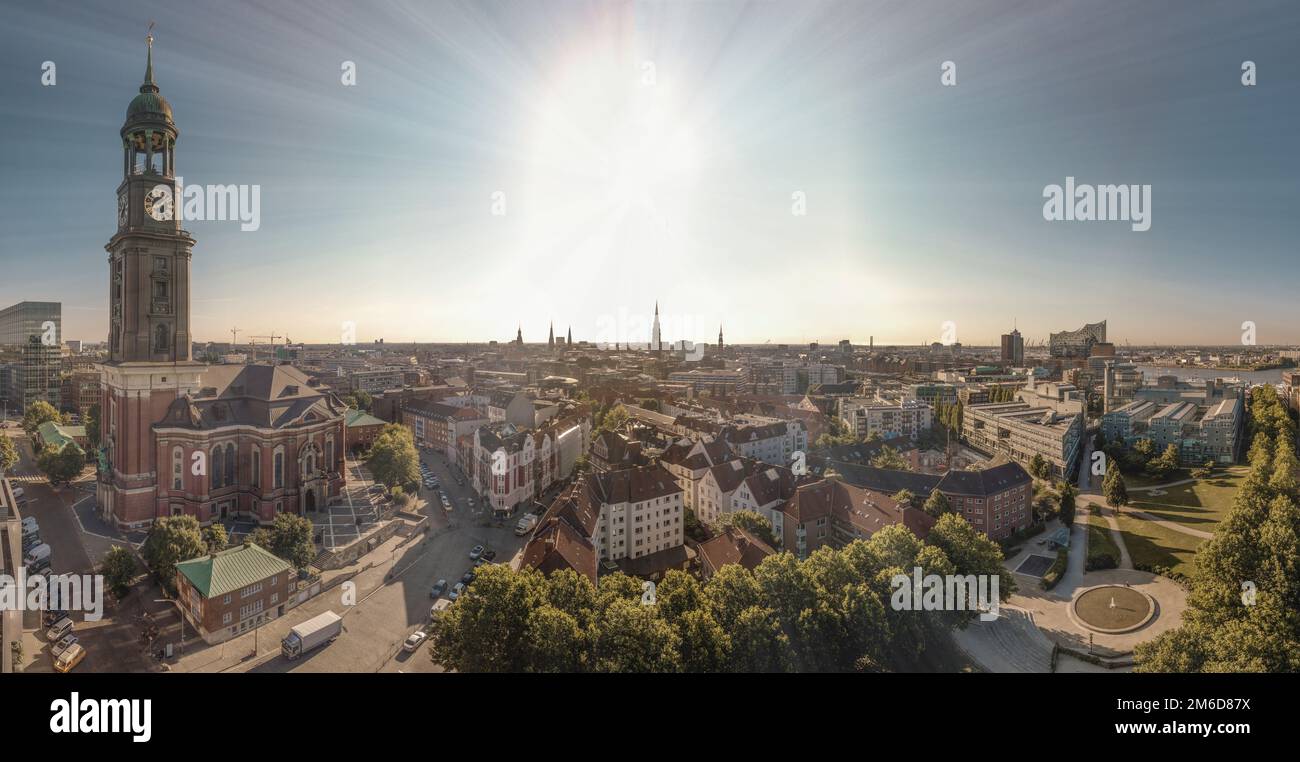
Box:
[1085,499,1133,569]
[1124,508,1213,539]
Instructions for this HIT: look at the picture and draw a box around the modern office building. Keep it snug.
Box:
[962,402,1083,478]
[1101,360,1143,413]
[1000,329,1024,364]
[0,301,62,412]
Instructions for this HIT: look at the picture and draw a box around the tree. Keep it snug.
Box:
[141,515,206,594]
[101,545,138,599]
[1093,428,1106,452]
[37,443,85,485]
[599,404,629,433]
[891,489,916,511]
[1136,392,1300,672]
[85,403,101,449]
[365,423,420,490]
[1132,438,1157,468]
[719,510,778,547]
[870,445,908,471]
[21,400,60,440]
[1058,482,1077,526]
[352,389,373,412]
[1102,466,1128,510]
[0,435,18,477]
[201,523,229,554]
[1028,453,1048,480]
[263,513,315,570]
[923,489,951,518]
[9,640,22,669]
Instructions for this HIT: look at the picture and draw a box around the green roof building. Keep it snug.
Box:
[175,543,296,644]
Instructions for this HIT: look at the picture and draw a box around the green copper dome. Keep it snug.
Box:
[126,34,173,123]
[127,91,173,121]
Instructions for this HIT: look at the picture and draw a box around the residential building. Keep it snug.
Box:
[837,397,933,441]
[697,526,775,579]
[777,478,935,559]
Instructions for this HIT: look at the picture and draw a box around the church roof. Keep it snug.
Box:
[126,35,174,125]
[157,364,346,431]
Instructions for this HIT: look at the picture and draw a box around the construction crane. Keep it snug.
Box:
[248,333,281,363]
[230,327,241,347]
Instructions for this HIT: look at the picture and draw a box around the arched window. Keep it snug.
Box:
[251,447,261,488]
[211,446,224,490]
[273,447,284,489]
[154,323,169,351]
[224,443,236,486]
[326,438,334,474]
[172,446,183,490]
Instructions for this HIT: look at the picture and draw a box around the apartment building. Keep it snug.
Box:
[522,464,687,580]
[659,438,737,512]
[1101,400,1158,444]
[837,397,933,441]
[933,462,1032,541]
[695,458,796,526]
[402,399,487,462]
[175,543,295,645]
[666,368,748,395]
[348,366,405,394]
[777,478,935,559]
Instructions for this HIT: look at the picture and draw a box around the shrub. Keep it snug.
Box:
[1040,548,1069,590]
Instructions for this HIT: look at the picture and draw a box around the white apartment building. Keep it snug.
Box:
[837,398,933,440]
[589,466,685,562]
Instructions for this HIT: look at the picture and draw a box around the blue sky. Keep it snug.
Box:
[1,0,1298,347]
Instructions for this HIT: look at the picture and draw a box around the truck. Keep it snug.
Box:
[281,611,343,660]
[514,513,538,536]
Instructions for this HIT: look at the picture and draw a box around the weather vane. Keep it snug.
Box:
[147,20,155,47]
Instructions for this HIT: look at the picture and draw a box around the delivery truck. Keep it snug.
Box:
[281,611,343,660]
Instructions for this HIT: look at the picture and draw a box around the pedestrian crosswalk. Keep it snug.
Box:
[4,473,47,485]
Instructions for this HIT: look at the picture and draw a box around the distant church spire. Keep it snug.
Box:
[567,326,572,345]
[652,300,662,353]
[718,323,724,349]
[548,321,554,349]
[516,324,522,344]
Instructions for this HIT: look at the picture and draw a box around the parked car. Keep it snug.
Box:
[481,549,497,562]
[402,630,428,652]
[460,569,476,585]
[46,617,74,642]
[52,634,79,659]
[12,487,24,500]
[430,579,448,599]
[448,582,466,601]
[28,558,51,576]
[43,609,68,627]
[469,545,484,560]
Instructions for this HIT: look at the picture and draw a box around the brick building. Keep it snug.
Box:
[175,543,294,644]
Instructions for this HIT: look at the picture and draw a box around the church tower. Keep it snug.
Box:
[97,32,207,527]
[718,323,724,350]
[652,301,662,353]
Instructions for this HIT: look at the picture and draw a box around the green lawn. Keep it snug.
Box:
[1115,511,1205,580]
[1085,521,1121,570]
[1126,466,1246,531]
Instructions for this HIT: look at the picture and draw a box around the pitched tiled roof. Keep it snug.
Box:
[830,462,942,497]
[780,478,935,540]
[158,364,345,431]
[176,543,291,598]
[697,526,774,574]
[936,461,1031,496]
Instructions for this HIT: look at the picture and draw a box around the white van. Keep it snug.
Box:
[24,543,51,566]
[22,522,40,539]
[12,487,24,499]
[46,616,74,642]
[21,516,38,530]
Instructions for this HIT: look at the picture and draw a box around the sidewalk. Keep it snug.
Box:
[171,530,422,673]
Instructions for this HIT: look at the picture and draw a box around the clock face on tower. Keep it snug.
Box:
[144,185,172,222]
[117,194,128,227]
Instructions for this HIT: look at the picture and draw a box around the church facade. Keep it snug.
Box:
[96,37,346,529]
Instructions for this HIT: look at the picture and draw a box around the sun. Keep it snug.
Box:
[516,45,706,259]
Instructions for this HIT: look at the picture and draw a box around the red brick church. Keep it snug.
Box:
[96,36,346,529]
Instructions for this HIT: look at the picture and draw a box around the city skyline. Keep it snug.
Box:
[3,0,1300,346]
